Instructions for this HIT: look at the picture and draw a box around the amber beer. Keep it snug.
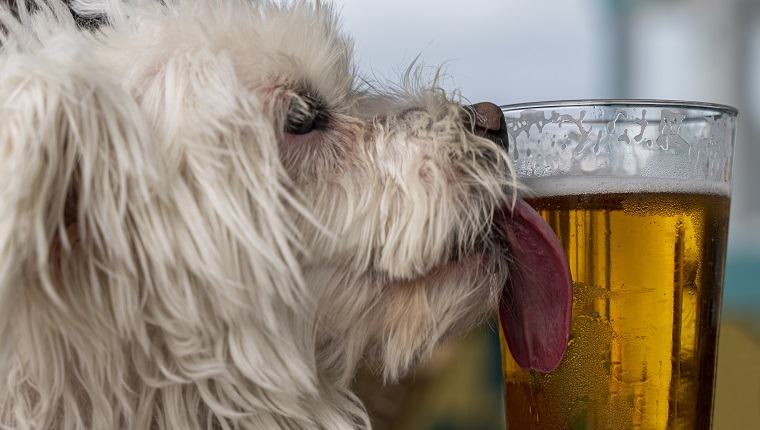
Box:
[500,178,730,429]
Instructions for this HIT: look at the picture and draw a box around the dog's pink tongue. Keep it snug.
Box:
[497,199,572,373]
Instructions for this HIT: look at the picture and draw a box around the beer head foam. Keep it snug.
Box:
[522,176,731,198]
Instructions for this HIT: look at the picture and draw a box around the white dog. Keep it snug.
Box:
[0,1,571,429]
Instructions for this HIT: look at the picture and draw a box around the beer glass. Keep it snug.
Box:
[499,100,738,429]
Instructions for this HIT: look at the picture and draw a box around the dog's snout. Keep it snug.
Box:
[464,102,508,152]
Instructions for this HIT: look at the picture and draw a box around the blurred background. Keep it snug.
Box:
[333,0,760,428]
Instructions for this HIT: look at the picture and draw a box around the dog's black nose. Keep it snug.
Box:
[465,102,508,152]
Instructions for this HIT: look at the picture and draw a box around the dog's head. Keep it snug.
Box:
[0,1,571,428]
[214,1,572,382]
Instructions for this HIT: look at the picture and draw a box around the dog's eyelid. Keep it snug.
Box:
[302,92,329,113]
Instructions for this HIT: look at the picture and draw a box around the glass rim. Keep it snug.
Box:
[500,99,738,116]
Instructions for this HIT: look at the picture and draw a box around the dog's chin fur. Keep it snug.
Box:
[0,1,518,428]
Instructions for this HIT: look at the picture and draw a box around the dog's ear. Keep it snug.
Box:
[0,1,159,371]
[132,42,317,366]
[112,25,339,424]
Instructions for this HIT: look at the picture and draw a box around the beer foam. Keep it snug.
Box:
[522,176,731,198]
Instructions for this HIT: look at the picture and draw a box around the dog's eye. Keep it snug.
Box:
[285,111,318,135]
[285,95,328,135]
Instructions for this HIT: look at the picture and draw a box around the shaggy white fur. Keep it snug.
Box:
[0,1,520,428]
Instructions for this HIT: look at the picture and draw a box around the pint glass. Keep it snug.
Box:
[499,100,738,429]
